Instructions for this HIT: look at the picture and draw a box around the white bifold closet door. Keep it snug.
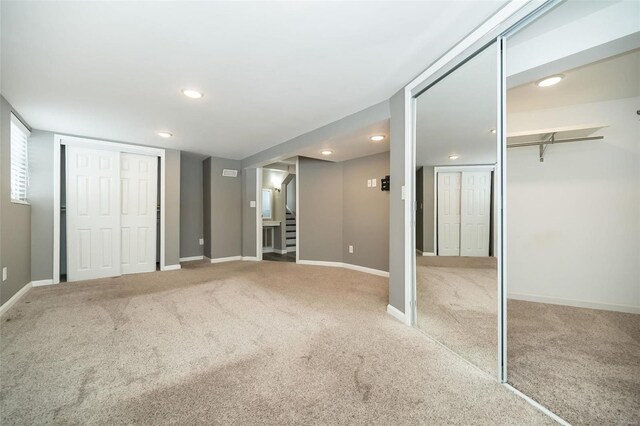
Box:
[460,172,491,257]
[120,153,158,274]
[437,170,492,257]
[67,146,121,282]
[437,172,462,256]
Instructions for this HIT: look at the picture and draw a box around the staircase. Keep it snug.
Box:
[285,211,297,252]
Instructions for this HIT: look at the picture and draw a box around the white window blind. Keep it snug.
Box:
[10,114,31,203]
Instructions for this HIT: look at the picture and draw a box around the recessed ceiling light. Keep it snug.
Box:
[536,74,564,88]
[182,89,204,99]
[321,149,333,156]
[157,131,173,138]
[369,135,385,142]
[449,155,459,160]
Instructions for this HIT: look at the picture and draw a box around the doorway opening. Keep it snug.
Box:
[260,158,297,263]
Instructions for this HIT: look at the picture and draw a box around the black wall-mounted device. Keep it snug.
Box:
[381,175,390,191]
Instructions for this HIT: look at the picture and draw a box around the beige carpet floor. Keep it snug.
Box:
[416,254,639,425]
[508,300,640,425]
[416,256,499,377]
[0,260,551,425]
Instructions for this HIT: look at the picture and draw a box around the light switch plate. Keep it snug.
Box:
[250,201,256,208]
[199,238,204,246]
[367,179,372,188]
[401,185,406,200]
[348,245,354,254]
[2,267,7,281]
[372,178,377,187]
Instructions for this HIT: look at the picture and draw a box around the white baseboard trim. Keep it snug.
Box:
[386,304,407,324]
[422,252,435,256]
[342,263,389,277]
[274,249,288,255]
[163,264,181,271]
[0,281,32,316]
[508,292,640,314]
[210,256,242,264]
[179,255,204,262]
[262,248,274,254]
[241,256,259,261]
[297,260,389,278]
[286,247,296,253]
[32,279,55,287]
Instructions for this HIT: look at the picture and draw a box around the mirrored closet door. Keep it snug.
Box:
[414,42,500,378]
[504,1,640,424]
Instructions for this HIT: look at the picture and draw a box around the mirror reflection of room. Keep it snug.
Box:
[506,1,640,424]
[415,44,499,377]
[261,159,297,262]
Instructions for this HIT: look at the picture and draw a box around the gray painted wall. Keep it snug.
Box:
[179,152,204,259]
[389,89,406,313]
[0,96,31,305]
[423,166,435,254]
[164,149,181,266]
[203,158,212,258]
[298,157,343,263]
[416,167,424,252]
[29,130,55,281]
[204,156,242,259]
[298,153,390,272]
[241,167,257,258]
[342,152,390,271]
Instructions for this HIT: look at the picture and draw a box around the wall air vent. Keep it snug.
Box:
[222,169,238,178]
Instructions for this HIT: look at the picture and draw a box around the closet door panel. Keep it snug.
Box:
[67,146,121,281]
[460,171,491,257]
[120,152,158,275]
[437,172,461,256]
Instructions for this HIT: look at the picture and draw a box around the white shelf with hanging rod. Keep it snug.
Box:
[506,124,607,162]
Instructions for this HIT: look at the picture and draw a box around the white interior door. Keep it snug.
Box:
[437,172,461,256]
[120,153,158,275]
[460,171,492,257]
[67,146,121,281]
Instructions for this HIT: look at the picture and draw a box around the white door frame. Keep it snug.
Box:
[256,168,263,261]
[433,165,495,256]
[53,135,167,284]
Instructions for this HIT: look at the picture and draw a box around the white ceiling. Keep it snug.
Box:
[293,119,390,163]
[1,1,506,160]
[415,45,498,167]
[508,49,640,113]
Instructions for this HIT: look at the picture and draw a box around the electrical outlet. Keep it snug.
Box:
[250,201,256,208]
[348,245,354,254]
[2,267,7,281]
[367,179,372,188]
[199,238,204,246]
[372,178,377,187]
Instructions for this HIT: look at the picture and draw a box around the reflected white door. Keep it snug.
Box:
[67,146,121,281]
[461,171,492,257]
[121,153,158,274]
[437,172,461,256]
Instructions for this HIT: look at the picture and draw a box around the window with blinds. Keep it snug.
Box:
[10,114,31,203]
